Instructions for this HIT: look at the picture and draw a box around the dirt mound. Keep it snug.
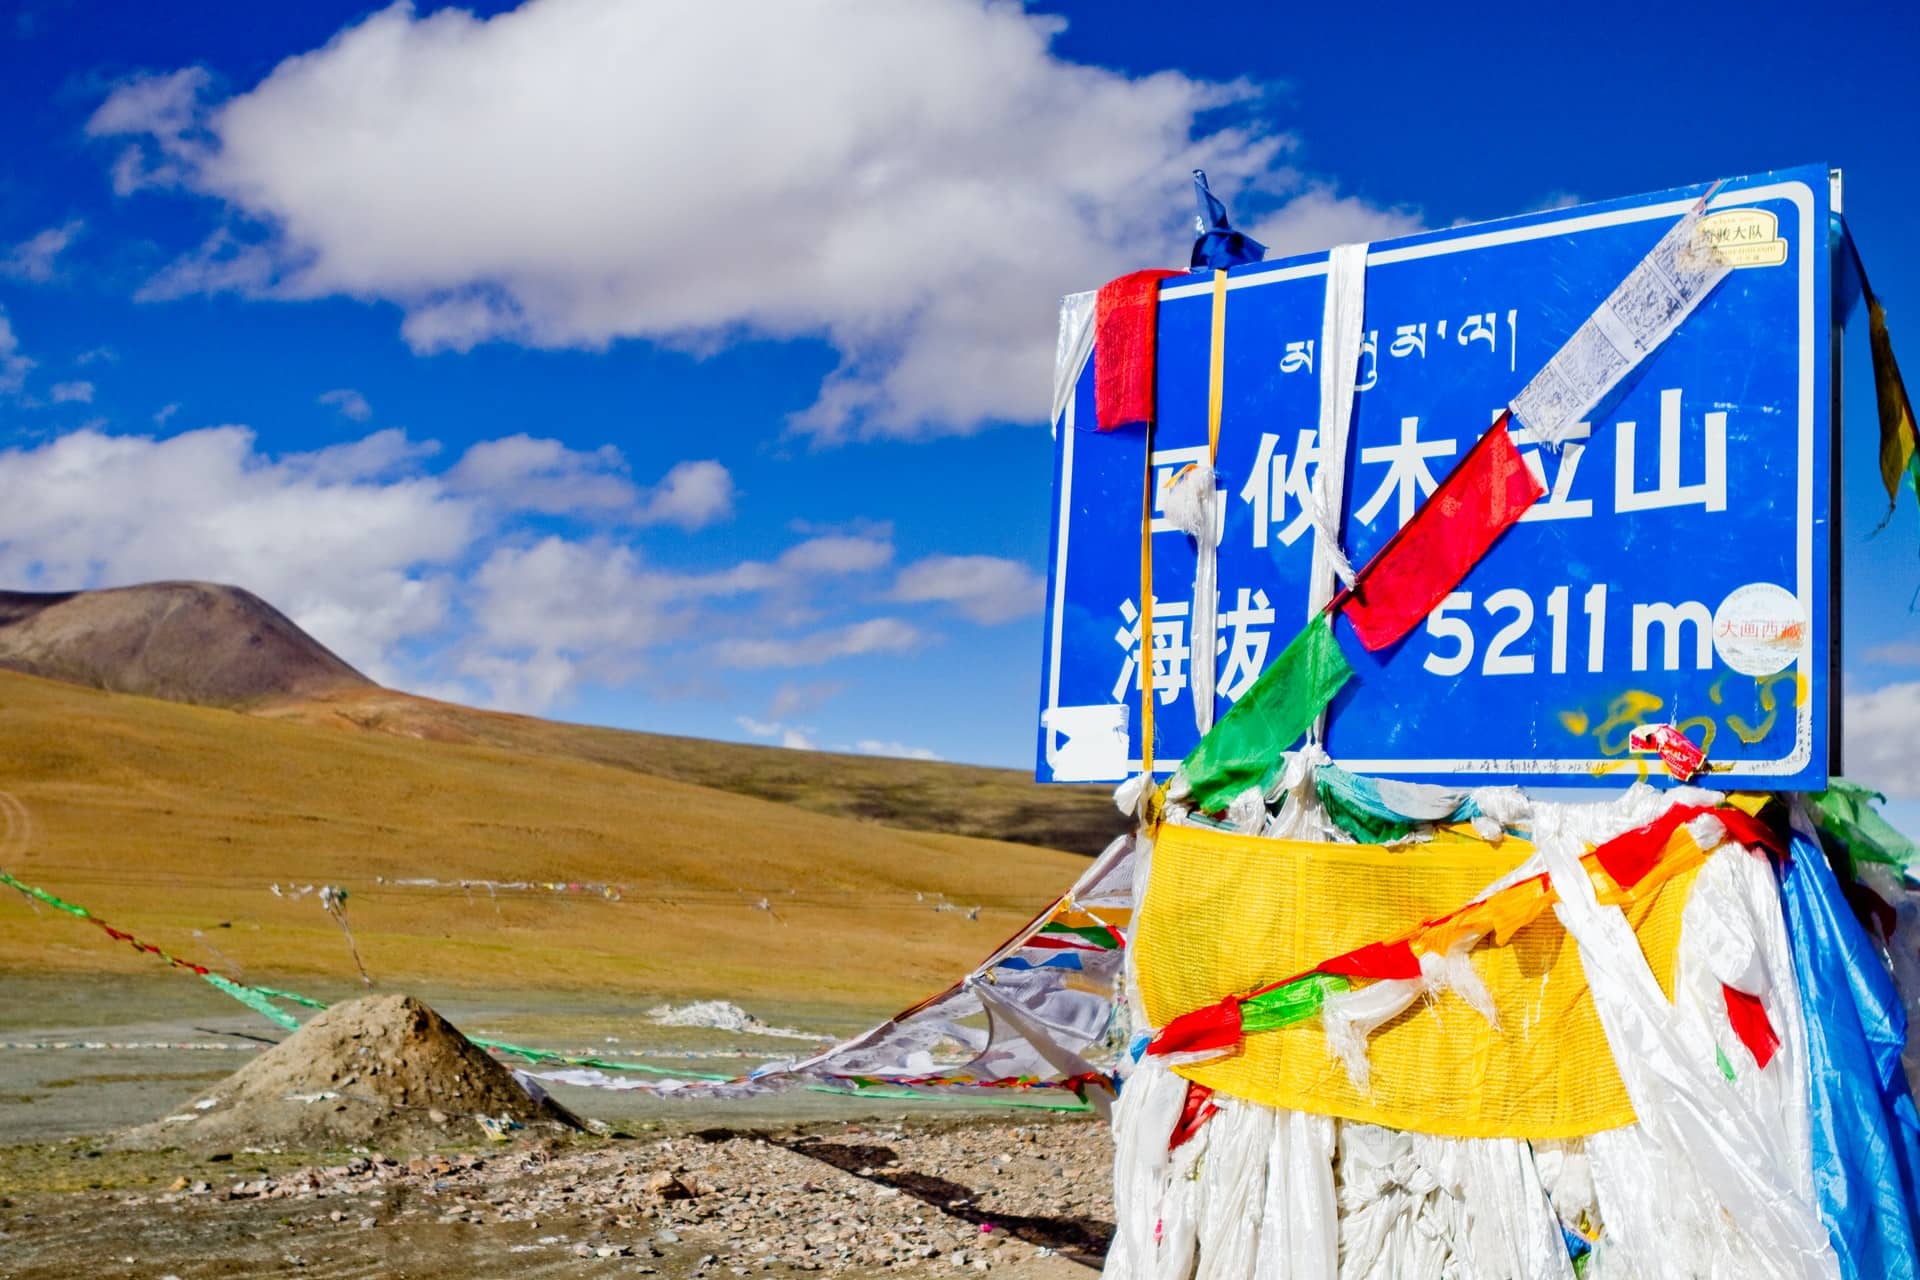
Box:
[117,994,579,1151]
[0,581,371,708]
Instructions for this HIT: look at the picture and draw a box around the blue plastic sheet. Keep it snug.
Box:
[1781,812,1920,1278]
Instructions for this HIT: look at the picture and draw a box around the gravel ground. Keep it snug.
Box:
[0,1114,1113,1279]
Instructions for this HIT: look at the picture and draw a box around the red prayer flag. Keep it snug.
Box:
[1168,1080,1218,1151]
[1317,939,1423,982]
[1722,984,1781,1069]
[1147,996,1244,1058]
[1094,269,1183,432]
[1334,413,1546,651]
[1592,804,1715,889]
[1715,808,1787,859]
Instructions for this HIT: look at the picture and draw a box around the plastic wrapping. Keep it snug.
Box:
[1105,1054,1193,1280]
[1458,1139,1575,1279]
[1163,463,1222,737]
[1780,803,1920,1277]
[1306,241,1367,615]
[1194,1099,1275,1280]
[1253,1110,1337,1280]
[1538,807,1835,1279]
[1334,1125,1458,1279]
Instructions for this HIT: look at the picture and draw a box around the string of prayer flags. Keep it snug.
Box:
[1178,612,1353,811]
[1331,414,1546,652]
[1316,939,1423,982]
[1094,269,1184,431]
[1145,796,1789,1070]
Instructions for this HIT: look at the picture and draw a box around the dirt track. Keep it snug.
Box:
[0,1115,1111,1280]
[0,977,1112,1279]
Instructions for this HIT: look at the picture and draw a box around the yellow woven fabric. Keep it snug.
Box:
[1135,822,1702,1139]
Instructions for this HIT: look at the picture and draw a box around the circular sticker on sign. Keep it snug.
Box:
[1711,583,1805,676]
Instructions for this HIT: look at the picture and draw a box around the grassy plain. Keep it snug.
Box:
[259,686,1127,855]
[0,670,1091,1012]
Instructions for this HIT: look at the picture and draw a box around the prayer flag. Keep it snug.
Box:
[1334,415,1545,652]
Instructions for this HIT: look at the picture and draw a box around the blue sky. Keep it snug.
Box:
[1,0,1917,819]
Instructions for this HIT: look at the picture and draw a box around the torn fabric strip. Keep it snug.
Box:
[1871,293,1920,518]
[1051,289,1096,432]
[1306,241,1368,615]
[1177,613,1353,812]
[1094,270,1183,432]
[1334,416,1545,652]
[1510,202,1733,447]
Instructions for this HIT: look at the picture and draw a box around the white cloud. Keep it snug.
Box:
[768,680,843,720]
[892,553,1043,624]
[447,434,637,516]
[1865,641,1920,666]
[153,402,180,425]
[318,387,372,421]
[772,535,892,576]
[0,425,474,679]
[88,0,1414,439]
[1246,186,1425,258]
[443,436,733,529]
[853,739,941,762]
[736,715,817,751]
[455,532,910,709]
[0,421,847,711]
[641,459,734,530]
[1844,681,1920,798]
[133,226,279,302]
[285,426,438,482]
[0,309,35,395]
[464,537,692,660]
[458,648,578,715]
[86,67,211,194]
[1,220,84,283]
[49,380,94,404]
[715,617,922,669]
[695,534,892,596]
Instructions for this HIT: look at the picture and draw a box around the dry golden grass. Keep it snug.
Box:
[0,671,1089,1011]
[259,687,1129,856]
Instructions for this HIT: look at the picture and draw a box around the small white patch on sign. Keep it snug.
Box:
[1711,582,1805,676]
[1042,704,1130,781]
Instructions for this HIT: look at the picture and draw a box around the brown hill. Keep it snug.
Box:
[2,579,1122,854]
[0,582,370,708]
[263,688,1127,856]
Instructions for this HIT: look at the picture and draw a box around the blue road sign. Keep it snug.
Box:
[1037,164,1832,790]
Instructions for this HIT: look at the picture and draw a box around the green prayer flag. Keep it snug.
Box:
[1810,779,1918,872]
[1239,972,1350,1033]
[1180,613,1354,812]
[201,973,302,1031]
[1316,781,1420,844]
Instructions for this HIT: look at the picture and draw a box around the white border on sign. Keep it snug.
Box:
[1043,179,1818,782]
